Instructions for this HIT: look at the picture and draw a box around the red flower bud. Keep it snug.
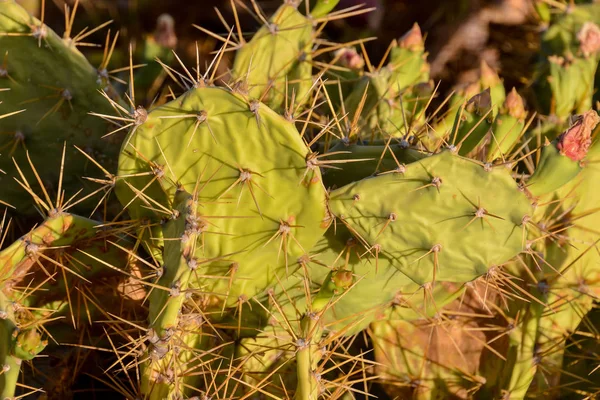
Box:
[556,110,600,161]
[334,47,364,70]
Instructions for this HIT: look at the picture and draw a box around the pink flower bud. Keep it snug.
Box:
[557,110,600,161]
[399,23,424,51]
[334,47,364,70]
[504,88,526,120]
[154,14,177,49]
[577,22,600,57]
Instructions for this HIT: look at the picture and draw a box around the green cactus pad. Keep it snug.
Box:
[0,211,130,305]
[0,1,121,213]
[329,150,532,285]
[320,141,427,188]
[308,226,418,334]
[231,3,313,111]
[116,86,329,308]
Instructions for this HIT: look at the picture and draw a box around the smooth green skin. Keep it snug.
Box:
[385,81,432,134]
[487,82,506,120]
[228,223,461,341]
[313,225,465,329]
[428,84,481,147]
[320,141,426,188]
[326,24,428,131]
[223,225,409,338]
[231,4,313,111]
[487,114,525,162]
[236,328,296,398]
[382,282,464,322]
[526,142,582,197]
[343,70,392,137]
[429,70,502,148]
[308,226,416,334]
[451,103,493,156]
[295,312,323,400]
[0,1,121,214]
[116,86,329,308]
[329,150,532,285]
[310,0,340,18]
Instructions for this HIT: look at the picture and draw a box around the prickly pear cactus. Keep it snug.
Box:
[3,1,600,399]
[116,86,330,306]
[329,150,532,284]
[231,2,313,111]
[0,1,121,214]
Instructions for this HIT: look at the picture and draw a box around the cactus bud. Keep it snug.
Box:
[331,269,353,290]
[480,60,501,88]
[399,23,424,51]
[334,47,364,70]
[577,22,600,58]
[527,110,600,196]
[13,328,47,360]
[556,110,600,161]
[154,14,178,49]
[505,88,527,120]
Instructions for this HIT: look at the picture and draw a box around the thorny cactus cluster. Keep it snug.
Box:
[1,0,600,399]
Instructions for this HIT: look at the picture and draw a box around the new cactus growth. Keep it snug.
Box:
[230,2,314,112]
[487,88,527,161]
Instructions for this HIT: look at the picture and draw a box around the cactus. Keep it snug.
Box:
[3,1,600,399]
[338,24,431,141]
[230,1,314,112]
[0,1,122,214]
[329,150,532,284]
[487,88,527,162]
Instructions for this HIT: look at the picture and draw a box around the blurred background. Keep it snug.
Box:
[13,0,545,105]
